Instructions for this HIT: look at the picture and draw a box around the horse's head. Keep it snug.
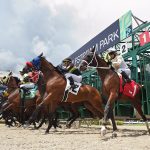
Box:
[79,47,109,72]
[0,72,12,86]
[21,52,55,76]
[0,72,19,94]
[31,53,56,72]
[21,53,44,75]
[79,46,98,71]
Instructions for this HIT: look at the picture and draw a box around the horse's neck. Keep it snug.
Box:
[41,61,63,82]
[7,78,18,94]
[96,55,111,83]
[10,77,18,87]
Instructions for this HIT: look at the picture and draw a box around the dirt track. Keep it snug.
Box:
[0,123,150,150]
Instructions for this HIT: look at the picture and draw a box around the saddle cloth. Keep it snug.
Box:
[20,84,38,100]
[65,79,81,95]
[118,73,140,98]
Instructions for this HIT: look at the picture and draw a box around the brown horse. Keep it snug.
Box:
[24,54,104,133]
[0,74,40,126]
[79,47,150,135]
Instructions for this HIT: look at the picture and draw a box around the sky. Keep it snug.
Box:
[0,0,150,72]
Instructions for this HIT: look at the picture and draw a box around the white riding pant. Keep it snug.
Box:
[65,73,82,83]
[117,68,131,78]
[20,83,35,89]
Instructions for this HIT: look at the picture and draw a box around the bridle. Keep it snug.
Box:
[81,51,111,70]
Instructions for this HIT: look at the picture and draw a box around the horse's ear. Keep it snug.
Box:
[8,71,12,76]
[91,46,96,53]
[38,52,43,58]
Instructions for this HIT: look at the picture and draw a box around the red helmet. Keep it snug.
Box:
[26,62,33,67]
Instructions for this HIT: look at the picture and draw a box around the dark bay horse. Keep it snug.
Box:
[79,47,150,135]
[0,74,41,127]
[25,54,104,133]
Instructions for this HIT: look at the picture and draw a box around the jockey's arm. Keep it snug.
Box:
[111,55,123,70]
[56,64,68,74]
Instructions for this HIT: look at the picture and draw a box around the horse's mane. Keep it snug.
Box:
[95,53,110,67]
[41,56,65,78]
[13,76,21,85]
[41,56,55,70]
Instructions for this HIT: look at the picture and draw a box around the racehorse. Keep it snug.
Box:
[21,67,87,129]
[0,73,21,126]
[79,47,150,135]
[24,54,104,133]
[0,74,40,127]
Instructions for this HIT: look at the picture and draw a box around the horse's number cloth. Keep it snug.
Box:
[119,75,140,98]
[123,81,140,98]
[20,85,37,100]
[65,79,81,95]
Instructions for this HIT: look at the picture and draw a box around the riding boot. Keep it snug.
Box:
[121,71,131,83]
[68,76,76,91]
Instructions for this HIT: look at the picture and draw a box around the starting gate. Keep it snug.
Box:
[81,21,150,118]
[57,14,150,119]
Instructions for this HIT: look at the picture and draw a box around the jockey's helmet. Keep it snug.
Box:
[62,58,72,63]
[26,61,33,68]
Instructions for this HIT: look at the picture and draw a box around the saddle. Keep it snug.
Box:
[62,79,81,102]
[119,74,140,98]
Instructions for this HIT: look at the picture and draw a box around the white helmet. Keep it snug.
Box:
[107,49,117,54]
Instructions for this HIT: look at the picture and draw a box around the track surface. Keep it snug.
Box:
[0,124,149,150]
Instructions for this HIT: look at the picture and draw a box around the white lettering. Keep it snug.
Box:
[103,38,108,46]
[99,29,119,50]
[108,34,113,43]
[99,40,104,49]
[113,29,119,40]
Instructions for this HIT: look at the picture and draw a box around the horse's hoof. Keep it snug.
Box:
[23,124,29,129]
[45,131,49,134]
[23,122,30,129]
[66,124,71,129]
[100,126,106,136]
[112,132,117,138]
[16,123,21,127]
[53,128,58,132]
[58,125,62,128]
[148,129,150,135]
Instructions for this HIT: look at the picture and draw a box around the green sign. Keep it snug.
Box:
[119,10,132,41]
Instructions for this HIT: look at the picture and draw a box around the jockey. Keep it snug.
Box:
[19,73,35,93]
[26,61,35,72]
[23,61,41,84]
[106,49,131,83]
[62,58,82,90]
[19,62,39,93]
[20,60,45,96]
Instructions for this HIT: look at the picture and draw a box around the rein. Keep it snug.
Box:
[81,52,111,70]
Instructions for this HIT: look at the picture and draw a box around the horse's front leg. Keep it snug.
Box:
[101,91,118,137]
[45,100,58,134]
[45,112,54,134]
[24,102,44,128]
